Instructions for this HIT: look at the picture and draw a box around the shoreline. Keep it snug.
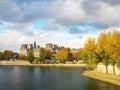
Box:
[0,61,87,67]
[0,64,87,67]
[83,71,120,87]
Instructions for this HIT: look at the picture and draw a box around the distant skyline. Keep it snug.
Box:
[0,0,120,52]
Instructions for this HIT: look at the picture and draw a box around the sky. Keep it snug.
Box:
[0,0,120,53]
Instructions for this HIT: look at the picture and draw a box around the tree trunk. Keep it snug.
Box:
[106,65,108,74]
[113,64,115,75]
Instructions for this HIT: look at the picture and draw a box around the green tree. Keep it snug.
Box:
[39,48,45,63]
[13,53,19,60]
[3,50,13,60]
[0,52,4,60]
[77,49,83,60]
[18,55,27,60]
[27,47,34,63]
[116,60,120,69]
[45,49,52,60]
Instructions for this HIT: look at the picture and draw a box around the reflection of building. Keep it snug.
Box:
[20,42,64,58]
[20,41,40,57]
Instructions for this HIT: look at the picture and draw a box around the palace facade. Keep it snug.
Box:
[20,41,64,57]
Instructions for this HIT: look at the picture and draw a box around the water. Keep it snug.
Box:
[0,66,119,90]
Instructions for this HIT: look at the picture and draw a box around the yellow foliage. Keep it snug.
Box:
[84,37,96,52]
[106,31,120,61]
[55,48,70,61]
[96,32,108,53]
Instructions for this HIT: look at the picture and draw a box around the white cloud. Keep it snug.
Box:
[0,0,120,52]
[0,27,99,52]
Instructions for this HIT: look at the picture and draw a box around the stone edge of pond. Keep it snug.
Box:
[82,71,120,87]
[0,63,87,67]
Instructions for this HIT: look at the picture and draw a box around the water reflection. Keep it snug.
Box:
[0,66,119,90]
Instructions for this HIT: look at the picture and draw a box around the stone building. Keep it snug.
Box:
[20,42,64,58]
[45,43,64,54]
[20,41,40,57]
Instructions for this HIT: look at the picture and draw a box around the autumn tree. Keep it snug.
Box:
[106,31,120,74]
[45,49,52,60]
[116,60,120,69]
[3,50,14,60]
[55,49,63,61]
[27,47,34,63]
[55,48,71,61]
[72,52,77,60]
[82,37,98,70]
[96,32,110,74]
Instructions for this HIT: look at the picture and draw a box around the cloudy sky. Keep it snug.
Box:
[0,0,120,52]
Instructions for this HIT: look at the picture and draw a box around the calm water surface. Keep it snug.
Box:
[0,66,119,90]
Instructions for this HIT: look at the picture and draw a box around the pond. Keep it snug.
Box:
[0,66,119,90]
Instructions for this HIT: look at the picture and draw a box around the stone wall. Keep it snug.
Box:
[83,71,120,86]
[96,63,120,75]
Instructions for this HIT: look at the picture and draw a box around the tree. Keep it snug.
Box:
[55,49,63,61]
[106,31,120,75]
[39,48,45,63]
[55,48,71,61]
[18,55,27,60]
[3,50,13,60]
[96,32,110,74]
[72,52,77,60]
[13,53,19,60]
[77,49,83,60]
[45,49,52,60]
[82,37,98,70]
[0,52,4,60]
[116,60,120,69]
[27,47,34,63]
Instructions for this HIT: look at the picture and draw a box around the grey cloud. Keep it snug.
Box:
[0,0,120,30]
[82,0,101,15]
[101,0,120,6]
[0,0,55,23]
[82,0,120,16]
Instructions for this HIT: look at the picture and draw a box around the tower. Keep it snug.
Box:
[34,41,36,48]
[46,43,52,49]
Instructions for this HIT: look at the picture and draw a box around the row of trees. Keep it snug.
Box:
[82,30,120,74]
[27,47,82,64]
[0,50,17,60]
[27,47,52,63]
[55,48,82,62]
